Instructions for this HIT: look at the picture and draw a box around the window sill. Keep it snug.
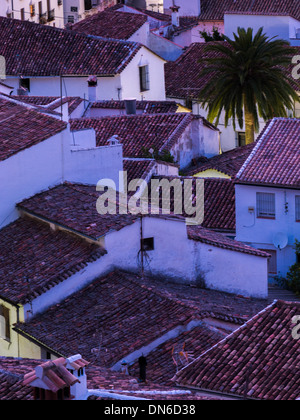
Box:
[257,217,276,220]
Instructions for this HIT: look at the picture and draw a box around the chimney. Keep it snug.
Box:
[65,354,89,401]
[124,98,137,115]
[87,75,97,103]
[170,5,180,27]
[23,357,80,401]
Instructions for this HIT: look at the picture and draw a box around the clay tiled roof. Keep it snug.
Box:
[187,225,269,258]
[0,96,67,162]
[13,96,84,116]
[90,100,179,113]
[173,300,300,400]
[129,324,224,385]
[236,118,300,188]
[14,271,199,367]
[71,10,148,40]
[70,113,194,157]
[0,357,221,400]
[192,0,300,21]
[165,43,222,100]
[184,144,256,177]
[18,183,139,240]
[0,17,141,77]
[123,159,156,185]
[165,43,300,100]
[0,217,106,305]
[151,176,236,232]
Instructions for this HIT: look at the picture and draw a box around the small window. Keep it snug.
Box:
[71,6,78,12]
[141,237,154,251]
[237,132,246,147]
[0,305,10,341]
[139,65,150,92]
[257,192,275,219]
[296,196,300,221]
[67,15,75,23]
[20,8,25,20]
[20,78,30,92]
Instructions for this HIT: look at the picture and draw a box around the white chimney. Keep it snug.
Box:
[170,5,180,27]
[87,75,97,103]
[65,354,89,401]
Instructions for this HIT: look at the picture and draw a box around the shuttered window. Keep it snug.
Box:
[0,305,10,341]
[257,192,276,219]
[139,65,150,92]
[296,196,300,221]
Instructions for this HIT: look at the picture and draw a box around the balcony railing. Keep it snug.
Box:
[47,9,55,22]
[39,13,47,24]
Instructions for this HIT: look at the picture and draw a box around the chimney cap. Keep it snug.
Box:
[170,5,180,12]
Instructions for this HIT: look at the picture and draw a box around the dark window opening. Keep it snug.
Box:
[20,78,30,92]
[0,305,10,341]
[141,238,154,251]
[237,132,246,147]
[139,65,150,92]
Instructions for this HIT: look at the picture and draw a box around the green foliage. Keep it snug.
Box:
[198,27,299,143]
[199,27,224,42]
[275,240,300,295]
[141,146,175,164]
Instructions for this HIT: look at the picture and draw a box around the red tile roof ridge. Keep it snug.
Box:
[235,118,300,187]
[172,299,278,381]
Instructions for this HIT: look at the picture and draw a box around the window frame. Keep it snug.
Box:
[139,65,150,93]
[296,196,300,222]
[256,192,276,219]
[0,305,10,342]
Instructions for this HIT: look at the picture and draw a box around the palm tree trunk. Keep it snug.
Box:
[244,95,255,144]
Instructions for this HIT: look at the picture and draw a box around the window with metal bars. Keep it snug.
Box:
[256,192,276,219]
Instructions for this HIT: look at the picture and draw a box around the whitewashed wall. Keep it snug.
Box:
[225,13,300,46]
[171,117,220,169]
[236,184,300,276]
[119,47,166,101]
[0,129,69,229]
[104,216,269,297]
[164,0,201,16]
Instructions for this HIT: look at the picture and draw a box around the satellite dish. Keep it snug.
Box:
[273,232,288,250]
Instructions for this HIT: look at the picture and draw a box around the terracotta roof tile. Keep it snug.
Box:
[165,43,300,100]
[18,183,139,240]
[13,96,84,116]
[236,118,300,188]
[0,96,67,162]
[173,300,300,400]
[14,271,199,367]
[90,100,179,113]
[70,113,194,158]
[129,324,224,385]
[71,10,148,40]
[194,0,300,21]
[187,225,269,257]
[0,17,142,77]
[184,144,256,177]
[0,357,221,400]
[0,217,106,305]
[151,176,236,232]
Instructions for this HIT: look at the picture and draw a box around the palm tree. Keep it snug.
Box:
[198,27,299,144]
